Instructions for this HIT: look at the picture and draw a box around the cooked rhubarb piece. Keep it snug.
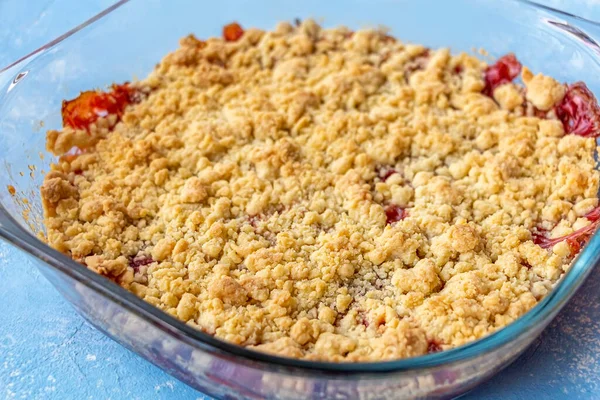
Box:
[385,205,406,225]
[61,83,137,130]
[483,54,522,96]
[376,166,398,182]
[129,256,154,272]
[223,22,244,42]
[555,82,600,137]
[584,206,600,222]
[427,340,443,354]
[404,49,430,79]
[533,207,600,254]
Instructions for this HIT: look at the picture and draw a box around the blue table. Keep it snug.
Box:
[1,1,600,398]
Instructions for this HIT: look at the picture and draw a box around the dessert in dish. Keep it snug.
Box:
[40,20,600,361]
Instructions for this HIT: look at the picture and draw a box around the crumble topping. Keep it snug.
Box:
[40,20,600,362]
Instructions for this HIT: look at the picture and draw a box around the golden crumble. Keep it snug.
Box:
[40,20,600,362]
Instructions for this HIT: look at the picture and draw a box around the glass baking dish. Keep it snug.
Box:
[1,0,600,398]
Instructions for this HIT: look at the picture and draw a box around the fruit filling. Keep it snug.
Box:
[61,83,139,131]
[482,54,522,96]
[556,82,600,137]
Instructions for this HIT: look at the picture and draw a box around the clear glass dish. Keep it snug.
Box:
[1,0,600,398]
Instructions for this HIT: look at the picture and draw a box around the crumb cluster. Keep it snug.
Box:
[41,20,599,361]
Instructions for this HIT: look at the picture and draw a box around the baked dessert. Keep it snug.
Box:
[40,20,600,362]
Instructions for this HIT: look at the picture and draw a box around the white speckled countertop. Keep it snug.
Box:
[1,1,600,399]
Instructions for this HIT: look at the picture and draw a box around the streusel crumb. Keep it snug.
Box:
[41,20,600,361]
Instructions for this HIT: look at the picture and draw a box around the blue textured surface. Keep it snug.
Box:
[1,1,600,399]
